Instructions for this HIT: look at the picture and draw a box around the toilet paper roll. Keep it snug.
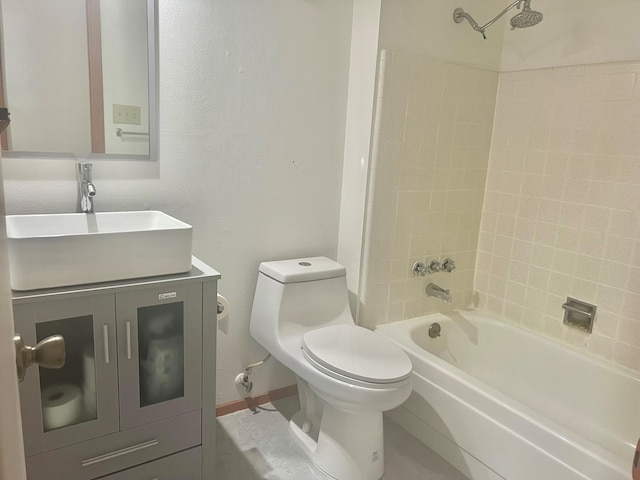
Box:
[83,347,96,394]
[217,294,230,320]
[41,384,82,431]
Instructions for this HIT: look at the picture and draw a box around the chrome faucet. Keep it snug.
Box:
[77,162,96,213]
[426,283,452,302]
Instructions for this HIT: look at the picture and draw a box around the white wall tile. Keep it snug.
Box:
[365,52,639,375]
[477,61,640,374]
[361,52,498,325]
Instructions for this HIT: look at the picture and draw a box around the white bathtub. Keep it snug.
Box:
[377,311,638,480]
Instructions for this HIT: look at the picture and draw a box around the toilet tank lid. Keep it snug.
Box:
[258,257,346,283]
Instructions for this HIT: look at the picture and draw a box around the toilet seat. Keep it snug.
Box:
[301,325,412,387]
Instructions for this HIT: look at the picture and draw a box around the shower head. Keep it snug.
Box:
[454,0,543,39]
[510,6,543,29]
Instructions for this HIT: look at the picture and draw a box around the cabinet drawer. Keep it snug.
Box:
[100,446,201,480]
[26,410,201,480]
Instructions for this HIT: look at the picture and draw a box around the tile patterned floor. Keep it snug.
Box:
[215,396,468,480]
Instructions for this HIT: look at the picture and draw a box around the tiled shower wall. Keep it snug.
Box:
[476,62,640,371]
[358,51,498,328]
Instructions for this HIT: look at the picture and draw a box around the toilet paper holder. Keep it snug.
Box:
[217,294,230,319]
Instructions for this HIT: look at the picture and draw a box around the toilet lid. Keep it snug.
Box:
[302,325,412,384]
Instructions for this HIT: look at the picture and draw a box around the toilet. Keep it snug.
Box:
[250,256,412,480]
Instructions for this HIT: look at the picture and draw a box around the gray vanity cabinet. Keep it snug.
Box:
[12,258,220,480]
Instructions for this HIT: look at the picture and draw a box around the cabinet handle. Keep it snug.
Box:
[81,439,159,467]
[126,321,132,360]
[103,324,110,364]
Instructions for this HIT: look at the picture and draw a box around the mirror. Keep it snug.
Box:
[0,0,157,160]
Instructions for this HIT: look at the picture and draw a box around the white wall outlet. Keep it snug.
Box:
[112,104,141,125]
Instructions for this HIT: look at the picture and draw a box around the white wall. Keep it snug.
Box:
[501,0,640,71]
[379,0,505,71]
[2,0,353,405]
[337,0,381,315]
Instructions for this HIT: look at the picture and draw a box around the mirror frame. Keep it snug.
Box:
[0,0,158,162]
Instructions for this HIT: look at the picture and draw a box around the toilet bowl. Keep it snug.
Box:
[250,257,412,480]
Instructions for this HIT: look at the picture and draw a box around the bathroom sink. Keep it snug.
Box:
[6,211,193,291]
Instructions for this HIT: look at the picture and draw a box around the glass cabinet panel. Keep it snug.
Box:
[36,315,97,431]
[137,302,185,407]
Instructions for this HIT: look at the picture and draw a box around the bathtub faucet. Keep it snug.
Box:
[77,162,96,213]
[426,283,452,302]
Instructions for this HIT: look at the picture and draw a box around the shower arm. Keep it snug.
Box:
[454,0,526,39]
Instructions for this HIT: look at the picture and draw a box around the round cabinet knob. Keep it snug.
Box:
[14,334,66,382]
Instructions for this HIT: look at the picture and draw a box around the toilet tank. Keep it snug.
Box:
[250,257,354,349]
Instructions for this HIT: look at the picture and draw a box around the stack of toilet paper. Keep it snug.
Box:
[39,346,98,431]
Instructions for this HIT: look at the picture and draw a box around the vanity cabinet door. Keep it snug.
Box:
[115,283,203,430]
[13,294,119,456]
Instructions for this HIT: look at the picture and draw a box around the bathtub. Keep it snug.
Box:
[376,311,638,480]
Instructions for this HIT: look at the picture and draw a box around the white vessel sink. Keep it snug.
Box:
[6,211,193,291]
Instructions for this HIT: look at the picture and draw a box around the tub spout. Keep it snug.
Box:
[426,283,452,302]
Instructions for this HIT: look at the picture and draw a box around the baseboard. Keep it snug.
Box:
[215,384,298,417]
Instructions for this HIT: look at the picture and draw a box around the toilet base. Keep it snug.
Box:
[289,403,384,480]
